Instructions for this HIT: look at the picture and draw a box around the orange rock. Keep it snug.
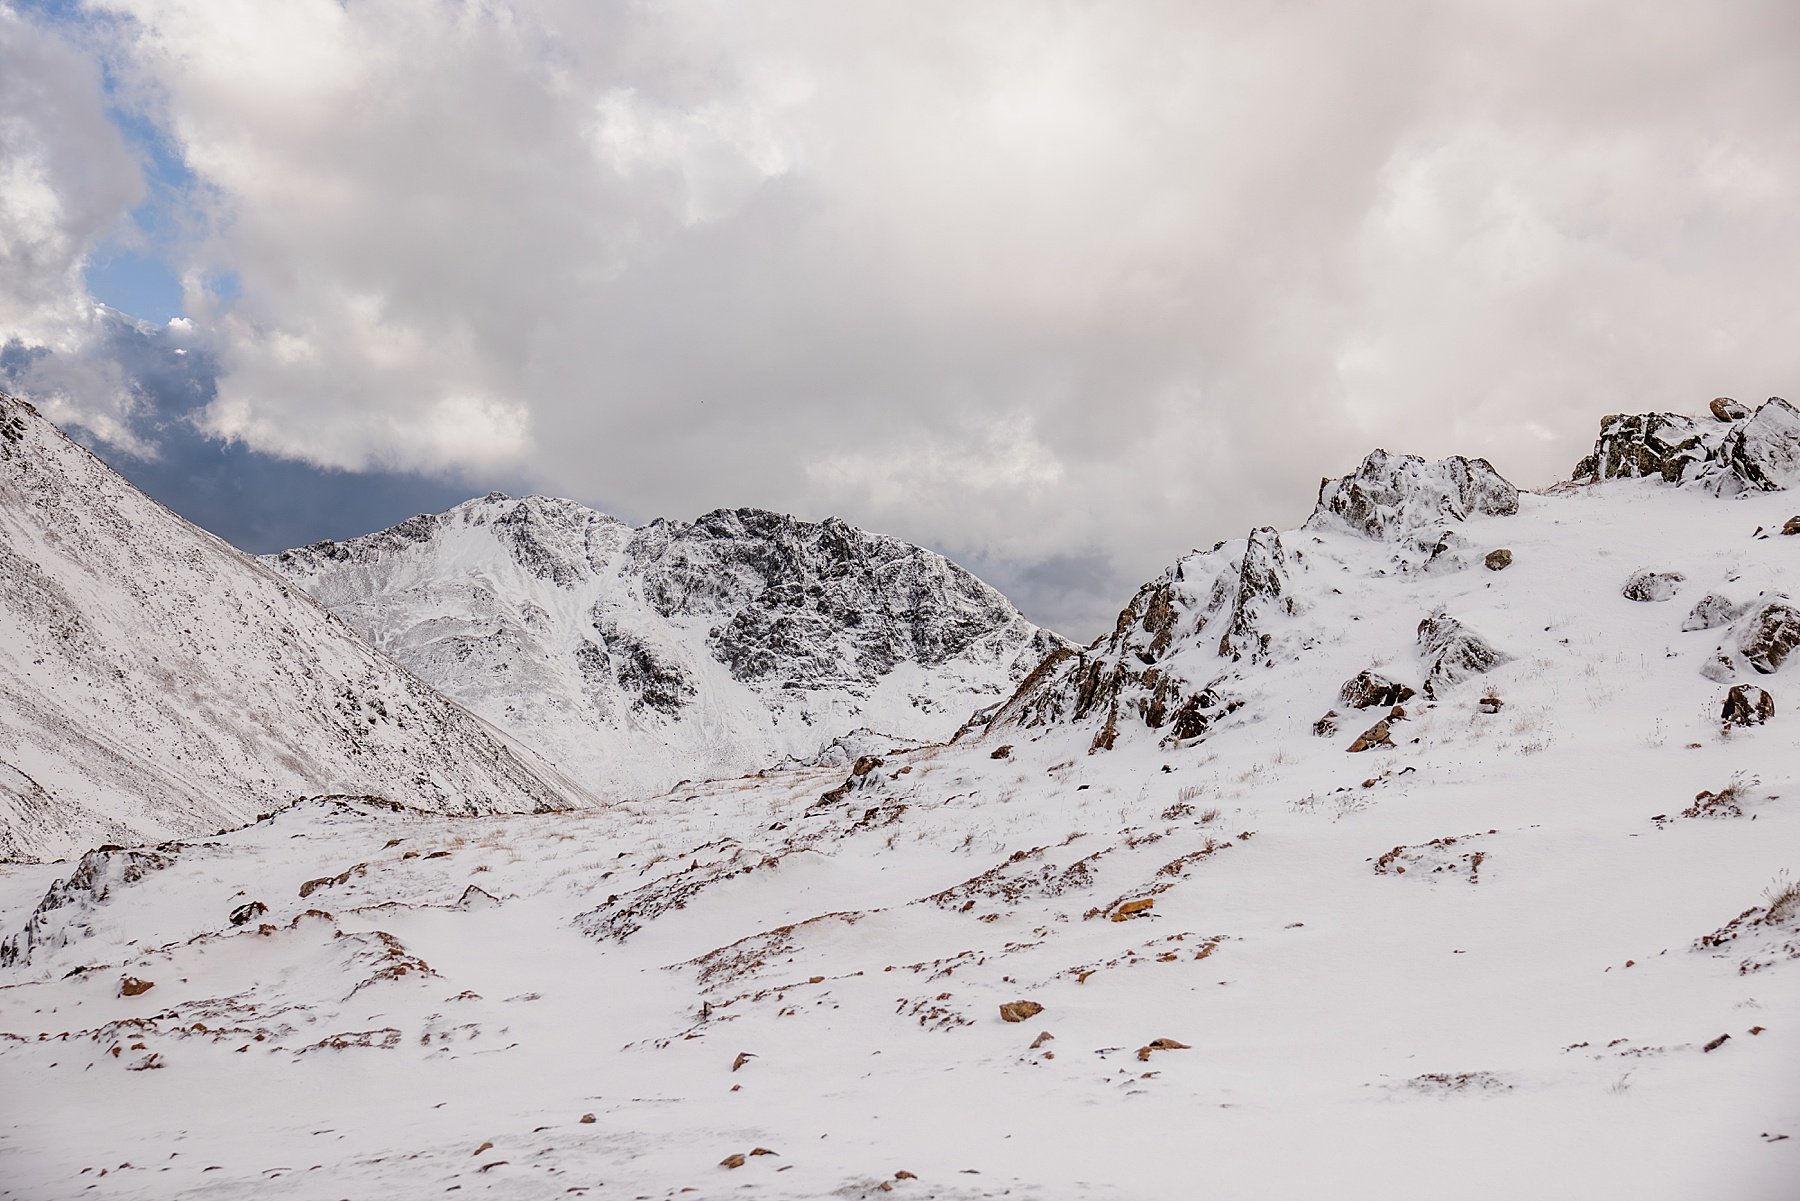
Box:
[999,1000,1044,1023]
[720,1153,747,1169]
[118,977,154,998]
[1110,898,1155,921]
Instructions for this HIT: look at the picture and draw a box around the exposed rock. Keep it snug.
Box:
[1721,685,1775,727]
[1110,898,1156,921]
[1478,694,1504,714]
[1218,527,1296,665]
[228,901,268,926]
[1683,594,1747,632]
[1574,412,1712,484]
[999,1000,1044,1023]
[1720,398,1800,491]
[579,1113,596,1123]
[1311,712,1338,738]
[1783,516,1800,537]
[1346,720,1393,753]
[720,1153,747,1169]
[1417,613,1509,698]
[1732,600,1800,675]
[118,976,154,997]
[1483,548,1513,571]
[1712,397,1750,422]
[1308,450,1519,542]
[1029,1031,1054,1049]
[1338,670,1415,710]
[989,744,1013,760]
[1621,570,1685,602]
[1136,1038,1191,1062]
[1573,399,1800,493]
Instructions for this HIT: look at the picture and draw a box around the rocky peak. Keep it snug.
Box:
[1572,397,1800,493]
[1307,449,1519,542]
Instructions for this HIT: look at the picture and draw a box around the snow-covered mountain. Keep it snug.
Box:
[1,397,1798,1200]
[0,392,583,863]
[265,495,1066,796]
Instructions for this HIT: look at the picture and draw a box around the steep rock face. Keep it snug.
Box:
[1306,450,1519,544]
[0,393,580,862]
[269,497,1065,796]
[987,529,1307,750]
[1572,398,1800,493]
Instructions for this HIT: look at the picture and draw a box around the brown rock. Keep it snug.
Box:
[579,1113,596,1124]
[1110,898,1155,921]
[1479,694,1504,714]
[473,1142,494,1156]
[721,1153,747,1169]
[119,976,155,998]
[999,1000,1045,1023]
[989,744,1013,760]
[1346,719,1393,753]
[1135,1038,1191,1062]
[749,1147,778,1157]
[1784,516,1800,536]
[896,1170,918,1179]
[1711,396,1749,422]
[1722,684,1775,727]
[1702,1033,1731,1053]
[228,901,267,926]
[1029,1031,1054,1049]
[1311,712,1338,737]
[1483,548,1513,571]
[731,1051,754,1072]
[850,755,884,777]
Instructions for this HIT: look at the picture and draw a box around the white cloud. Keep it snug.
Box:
[9,1,1800,634]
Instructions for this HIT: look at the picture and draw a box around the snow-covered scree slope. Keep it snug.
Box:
[2,414,1799,1200]
[266,496,1066,796]
[0,393,582,863]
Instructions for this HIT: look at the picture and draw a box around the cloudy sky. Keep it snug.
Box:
[2,1,1797,638]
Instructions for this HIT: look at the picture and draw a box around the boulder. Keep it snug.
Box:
[1574,399,1800,492]
[1417,613,1509,698]
[999,1000,1044,1023]
[1722,685,1775,727]
[1347,719,1393,753]
[1783,516,1800,537]
[1702,598,1800,682]
[1483,548,1513,571]
[1339,670,1415,710]
[1621,569,1685,603]
[1737,600,1800,674]
[1711,397,1749,422]
[1575,412,1709,483]
[119,976,154,997]
[228,900,268,926]
[1683,594,1747,632]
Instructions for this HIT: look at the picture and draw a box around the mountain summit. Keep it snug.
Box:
[268,495,1067,796]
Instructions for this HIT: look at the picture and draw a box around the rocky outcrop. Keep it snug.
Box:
[1703,597,1800,682]
[1339,670,1415,710]
[1572,398,1800,493]
[1417,613,1508,698]
[1308,450,1519,543]
[1722,685,1775,727]
[1622,570,1685,603]
[1712,397,1750,422]
[1217,528,1297,665]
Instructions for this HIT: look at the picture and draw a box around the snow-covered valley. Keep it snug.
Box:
[2,396,1799,1199]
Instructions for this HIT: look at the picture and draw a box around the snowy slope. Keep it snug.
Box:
[1,402,1798,1199]
[0,393,583,863]
[265,496,1066,797]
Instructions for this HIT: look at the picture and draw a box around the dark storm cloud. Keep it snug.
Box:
[4,1,1800,638]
